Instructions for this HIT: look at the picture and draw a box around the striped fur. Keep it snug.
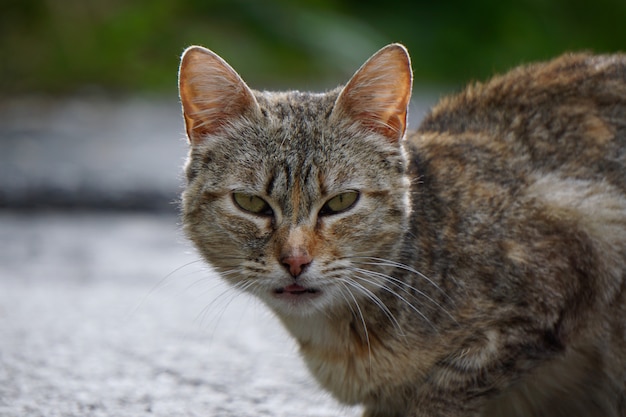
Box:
[179,44,626,416]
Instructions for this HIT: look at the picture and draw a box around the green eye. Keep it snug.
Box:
[320,191,359,216]
[232,193,273,216]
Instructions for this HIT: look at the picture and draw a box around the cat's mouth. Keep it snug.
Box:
[274,284,320,297]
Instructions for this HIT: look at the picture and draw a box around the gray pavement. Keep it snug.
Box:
[0,95,435,416]
[0,212,362,417]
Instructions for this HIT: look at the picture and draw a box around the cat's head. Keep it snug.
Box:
[178,44,413,318]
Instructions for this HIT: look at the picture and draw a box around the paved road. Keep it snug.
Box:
[0,212,362,417]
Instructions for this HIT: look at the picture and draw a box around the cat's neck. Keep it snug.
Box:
[278,310,354,350]
[276,305,389,358]
[274,296,436,406]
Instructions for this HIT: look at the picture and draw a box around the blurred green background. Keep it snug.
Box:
[2,0,625,95]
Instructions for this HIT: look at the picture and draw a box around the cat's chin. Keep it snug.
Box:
[264,284,326,316]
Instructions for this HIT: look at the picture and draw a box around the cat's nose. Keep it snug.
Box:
[280,254,312,278]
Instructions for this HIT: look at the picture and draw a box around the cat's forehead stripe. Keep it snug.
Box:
[265,170,277,196]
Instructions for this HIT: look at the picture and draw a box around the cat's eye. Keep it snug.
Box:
[319,191,359,216]
[232,192,273,216]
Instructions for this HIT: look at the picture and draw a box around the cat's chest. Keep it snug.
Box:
[281,314,432,405]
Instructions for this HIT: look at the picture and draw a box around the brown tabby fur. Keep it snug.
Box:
[178,44,626,416]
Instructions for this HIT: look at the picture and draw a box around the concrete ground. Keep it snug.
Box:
[0,211,361,417]
[0,94,434,417]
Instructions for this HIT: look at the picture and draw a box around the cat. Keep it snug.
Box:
[177,43,626,417]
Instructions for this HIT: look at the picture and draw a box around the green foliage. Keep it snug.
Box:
[1,0,625,94]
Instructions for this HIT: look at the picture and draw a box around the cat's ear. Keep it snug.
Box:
[332,43,413,142]
[178,46,260,145]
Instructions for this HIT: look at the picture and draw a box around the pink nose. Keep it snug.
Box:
[281,254,312,277]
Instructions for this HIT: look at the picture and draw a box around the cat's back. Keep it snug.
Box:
[418,52,626,138]
[414,52,626,190]
[407,50,626,345]
[404,53,626,417]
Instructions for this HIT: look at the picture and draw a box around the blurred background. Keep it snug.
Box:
[1,1,625,416]
[1,0,626,210]
[3,0,626,95]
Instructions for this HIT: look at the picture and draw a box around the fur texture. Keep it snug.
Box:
[178,44,626,416]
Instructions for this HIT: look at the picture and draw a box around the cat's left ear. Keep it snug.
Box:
[332,43,413,143]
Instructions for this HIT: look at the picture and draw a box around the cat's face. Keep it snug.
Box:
[179,44,413,317]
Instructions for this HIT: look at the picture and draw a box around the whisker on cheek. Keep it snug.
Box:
[337,277,406,338]
[349,271,437,331]
[195,275,258,334]
[344,255,452,300]
[349,266,455,323]
[128,259,207,320]
[337,281,373,374]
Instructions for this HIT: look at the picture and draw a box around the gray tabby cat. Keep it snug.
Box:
[177,43,626,416]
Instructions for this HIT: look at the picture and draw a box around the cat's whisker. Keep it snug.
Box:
[347,255,451,299]
[337,277,406,338]
[349,266,456,324]
[195,285,233,328]
[196,274,256,331]
[349,271,437,331]
[337,280,373,374]
[209,255,251,261]
[217,268,246,277]
[155,259,207,289]
[335,282,362,327]
[348,261,434,298]
[127,259,207,319]
[184,266,240,292]
[345,254,457,318]
[195,279,238,326]
[187,267,248,303]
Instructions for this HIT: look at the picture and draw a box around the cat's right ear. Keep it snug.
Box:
[178,46,260,145]
[331,44,413,143]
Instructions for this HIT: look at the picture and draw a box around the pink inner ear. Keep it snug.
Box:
[179,46,259,145]
[333,44,413,143]
[358,110,408,142]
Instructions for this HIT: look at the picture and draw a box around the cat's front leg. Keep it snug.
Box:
[363,397,483,417]
[404,393,484,417]
[400,345,558,416]
[361,384,485,417]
